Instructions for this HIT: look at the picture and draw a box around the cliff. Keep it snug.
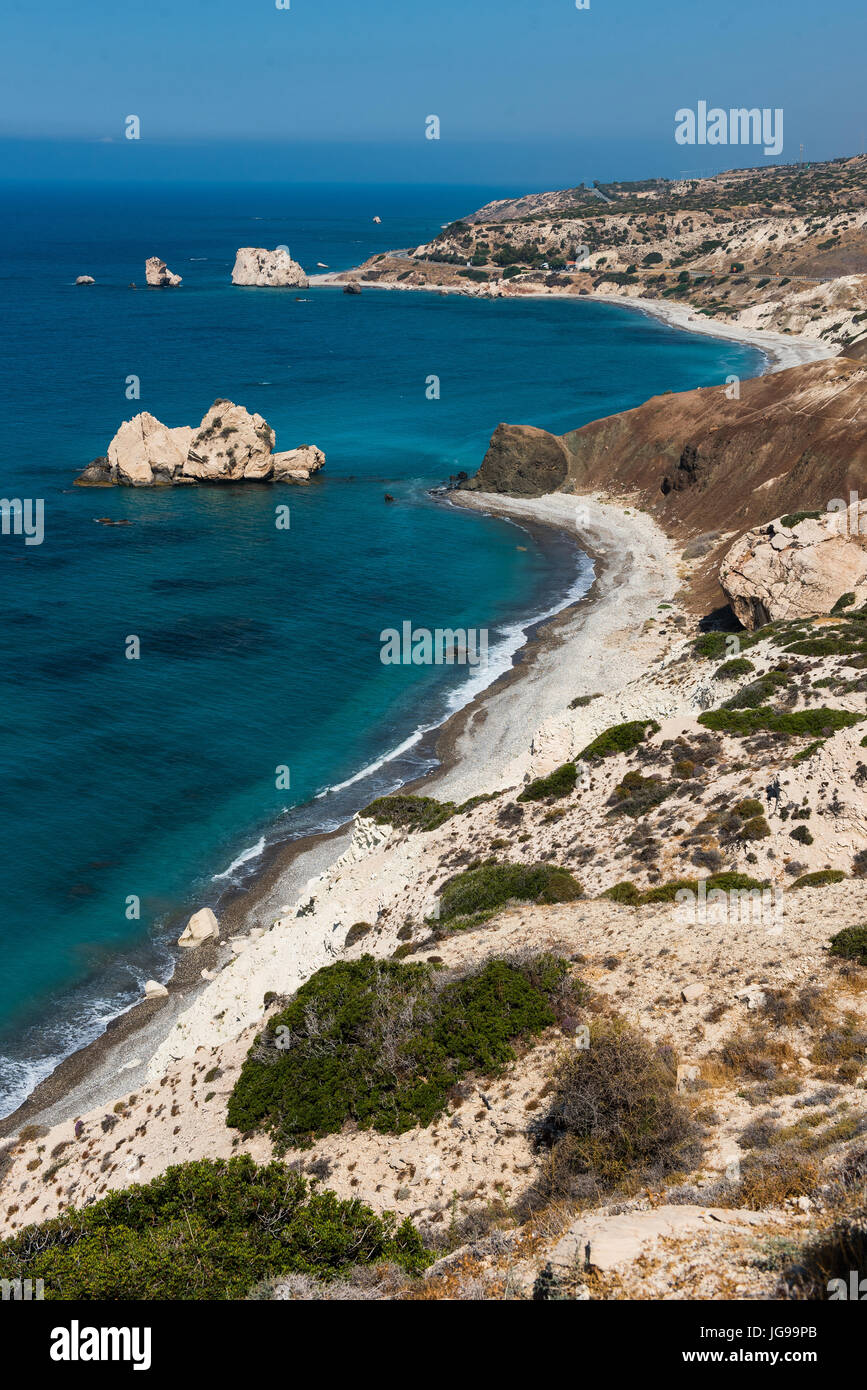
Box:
[462,355,867,614]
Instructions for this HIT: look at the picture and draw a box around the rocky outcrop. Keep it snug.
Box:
[231,248,308,288]
[75,275,95,285]
[720,507,867,629]
[75,402,325,487]
[178,908,219,948]
[462,423,570,497]
[272,445,326,480]
[145,257,182,287]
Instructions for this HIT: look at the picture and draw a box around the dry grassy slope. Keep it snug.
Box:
[342,154,867,350]
[464,357,867,615]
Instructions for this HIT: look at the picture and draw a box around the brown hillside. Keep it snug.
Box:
[463,355,867,615]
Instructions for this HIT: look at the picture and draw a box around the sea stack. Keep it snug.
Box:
[74,401,325,487]
[145,257,182,287]
[231,247,309,288]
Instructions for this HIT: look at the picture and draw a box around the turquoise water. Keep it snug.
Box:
[0,182,763,1115]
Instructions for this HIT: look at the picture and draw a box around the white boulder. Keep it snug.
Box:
[178,907,219,948]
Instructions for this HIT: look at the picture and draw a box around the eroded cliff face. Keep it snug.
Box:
[461,356,867,613]
[719,507,867,629]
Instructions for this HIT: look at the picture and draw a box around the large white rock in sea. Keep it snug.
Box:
[75,401,325,487]
[719,505,867,629]
[145,256,182,287]
[231,247,309,288]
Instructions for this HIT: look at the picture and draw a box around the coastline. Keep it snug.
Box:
[0,508,592,1134]
[310,271,838,374]
[0,280,822,1136]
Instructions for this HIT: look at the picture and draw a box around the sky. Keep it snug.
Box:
[1,0,865,185]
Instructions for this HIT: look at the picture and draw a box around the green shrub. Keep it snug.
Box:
[791,870,847,890]
[693,628,770,660]
[609,770,673,818]
[793,740,825,765]
[780,511,822,529]
[345,922,373,947]
[518,762,578,802]
[831,592,856,615]
[0,1156,428,1299]
[699,706,863,738]
[601,881,642,906]
[790,825,814,846]
[828,925,867,965]
[741,815,771,840]
[227,954,575,1149]
[578,720,660,760]
[723,669,792,709]
[733,798,764,818]
[361,795,455,832]
[439,862,582,922]
[714,657,755,679]
[641,872,767,904]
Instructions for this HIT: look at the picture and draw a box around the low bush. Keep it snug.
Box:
[608,770,673,818]
[791,870,846,890]
[362,794,455,832]
[577,719,660,760]
[228,953,579,1149]
[780,1212,867,1298]
[601,881,642,906]
[828,925,867,966]
[438,862,583,923]
[0,1156,428,1299]
[741,814,771,840]
[518,762,578,802]
[527,1017,702,1201]
[699,707,863,738]
[723,669,792,710]
[714,657,755,679]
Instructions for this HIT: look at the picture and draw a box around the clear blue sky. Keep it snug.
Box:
[1,0,865,184]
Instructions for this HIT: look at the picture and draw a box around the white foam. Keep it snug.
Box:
[212,835,266,881]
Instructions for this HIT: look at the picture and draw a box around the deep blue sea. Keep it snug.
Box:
[0,181,763,1115]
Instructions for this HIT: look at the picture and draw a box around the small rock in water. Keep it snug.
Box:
[75,275,95,285]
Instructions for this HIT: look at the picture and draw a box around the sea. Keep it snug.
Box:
[0,179,763,1115]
